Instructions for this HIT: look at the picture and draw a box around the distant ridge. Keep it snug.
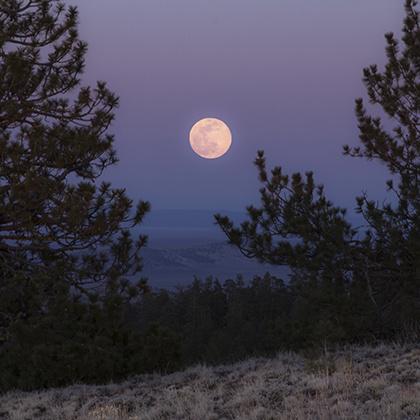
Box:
[133,209,288,288]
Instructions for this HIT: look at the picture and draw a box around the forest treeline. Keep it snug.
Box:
[0,0,419,392]
[127,273,381,368]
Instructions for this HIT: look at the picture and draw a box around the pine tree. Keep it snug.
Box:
[343,0,420,330]
[0,0,150,388]
[215,152,357,345]
[216,0,420,341]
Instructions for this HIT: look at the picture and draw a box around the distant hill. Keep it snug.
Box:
[2,344,419,419]
[135,209,288,288]
[141,241,288,289]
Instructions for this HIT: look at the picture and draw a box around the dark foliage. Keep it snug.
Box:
[216,0,420,340]
[128,275,294,366]
[0,0,154,391]
[127,271,400,369]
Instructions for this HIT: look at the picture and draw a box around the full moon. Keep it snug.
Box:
[189,118,232,159]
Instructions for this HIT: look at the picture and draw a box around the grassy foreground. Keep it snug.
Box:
[0,344,419,420]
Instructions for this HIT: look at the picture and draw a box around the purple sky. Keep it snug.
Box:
[70,0,403,212]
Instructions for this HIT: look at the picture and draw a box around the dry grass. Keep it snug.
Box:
[0,344,419,419]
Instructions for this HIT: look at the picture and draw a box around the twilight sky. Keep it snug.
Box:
[70,0,403,212]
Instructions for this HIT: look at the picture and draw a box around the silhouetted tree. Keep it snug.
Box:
[216,0,420,341]
[343,0,420,331]
[215,154,358,344]
[0,0,151,390]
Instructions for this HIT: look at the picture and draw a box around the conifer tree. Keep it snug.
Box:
[216,0,420,339]
[215,152,357,344]
[0,0,150,373]
[343,0,419,329]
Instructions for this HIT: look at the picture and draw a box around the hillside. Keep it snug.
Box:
[139,209,288,288]
[1,344,419,420]
[141,242,288,288]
